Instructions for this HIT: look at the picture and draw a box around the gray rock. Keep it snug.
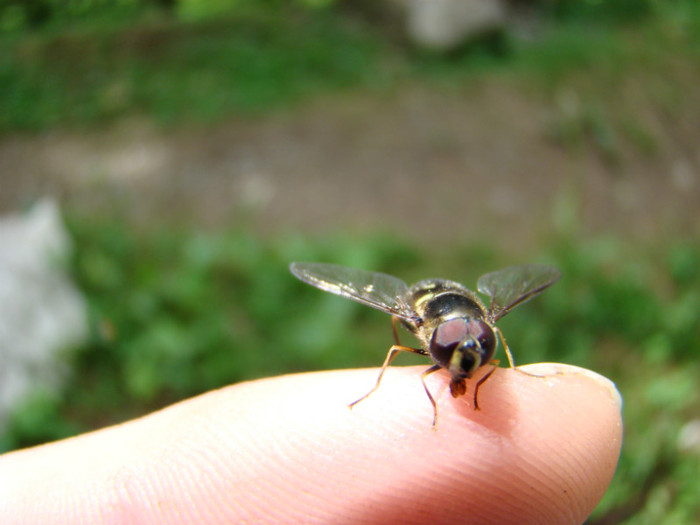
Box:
[402,0,507,50]
[0,199,88,432]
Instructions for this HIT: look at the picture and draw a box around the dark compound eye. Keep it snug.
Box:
[430,318,469,368]
[466,320,497,363]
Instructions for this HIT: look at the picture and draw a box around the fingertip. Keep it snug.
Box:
[519,362,623,412]
[331,364,624,524]
[248,365,624,524]
[484,363,624,523]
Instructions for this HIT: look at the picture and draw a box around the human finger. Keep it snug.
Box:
[0,363,622,524]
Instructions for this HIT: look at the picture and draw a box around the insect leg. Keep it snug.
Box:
[473,359,500,410]
[494,326,516,369]
[420,364,442,428]
[391,316,402,345]
[349,344,422,409]
[494,326,556,379]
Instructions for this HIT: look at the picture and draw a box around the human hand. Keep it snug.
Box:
[0,363,622,524]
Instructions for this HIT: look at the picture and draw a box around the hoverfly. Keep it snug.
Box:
[290,262,561,426]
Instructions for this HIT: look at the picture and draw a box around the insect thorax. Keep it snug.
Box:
[407,279,487,327]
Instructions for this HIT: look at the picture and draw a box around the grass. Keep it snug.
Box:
[1,217,699,523]
[0,6,381,131]
[2,2,699,134]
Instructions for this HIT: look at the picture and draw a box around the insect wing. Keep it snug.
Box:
[290,262,420,322]
[477,264,561,322]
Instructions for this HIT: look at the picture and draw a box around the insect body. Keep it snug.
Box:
[290,262,561,426]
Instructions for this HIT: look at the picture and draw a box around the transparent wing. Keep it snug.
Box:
[290,262,420,322]
[477,264,561,322]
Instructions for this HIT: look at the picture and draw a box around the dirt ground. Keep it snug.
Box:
[1,80,698,252]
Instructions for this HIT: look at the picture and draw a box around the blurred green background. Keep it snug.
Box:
[1,0,699,523]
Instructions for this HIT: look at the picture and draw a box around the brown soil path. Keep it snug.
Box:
[1,82,698,250]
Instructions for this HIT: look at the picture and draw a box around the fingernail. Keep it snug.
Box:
[519,362,623,411]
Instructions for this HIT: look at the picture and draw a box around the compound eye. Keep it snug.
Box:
[430,318,469,368]
[467,320,497,363]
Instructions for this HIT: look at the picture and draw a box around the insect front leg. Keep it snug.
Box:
[420,364,442,428]
[349,344,424,409]
[473,359,500,410]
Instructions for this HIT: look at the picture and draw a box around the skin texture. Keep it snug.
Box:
[0,363,623,525]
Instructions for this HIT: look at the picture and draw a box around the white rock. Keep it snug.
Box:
[0,199,88,432]
[404,0,507,50]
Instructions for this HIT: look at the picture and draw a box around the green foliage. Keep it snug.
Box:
[544,0,656,25]
[3,218,699,525]
[3,1,699,133]
[0,6,379,131]
[0,389,82,450]
[0,0,148,32]
[0,220,419,448]
[177,0,337,21]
